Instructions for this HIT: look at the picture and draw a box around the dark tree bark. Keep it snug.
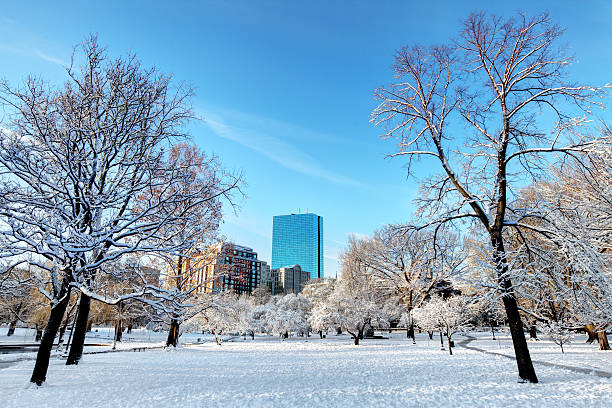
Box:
[428,331,434,340]
[319,330,323,339]
[30,284,71,386]
[447,334,453,355]
[439,331,444,350]
[114,318,123,342]
[529,324,538,341]
[57,323,67,345]
[7,319,17,336]
[66,293,91,365]
[598,331,610,351]
[166,318,180,347]
[407,322,415,340]
[492,234,538,383]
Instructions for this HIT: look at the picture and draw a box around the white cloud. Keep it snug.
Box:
[203,110,362,187]
[35,50,67,66]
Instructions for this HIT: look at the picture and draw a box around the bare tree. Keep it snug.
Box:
[143,143,241,347]
[371,12,607,383]
[347,226,465,341]
[0,35,236,385]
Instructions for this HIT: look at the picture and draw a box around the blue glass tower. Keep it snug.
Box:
[272,213,323,280]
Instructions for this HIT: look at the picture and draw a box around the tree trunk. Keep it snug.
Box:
[358,328,364,340]
[57,320,68,345]
[598,331,610,351]
[490,320,496,340]
[407,322,415,340]
[7,318,17,336]
[428,331,433,340]
[127,322,132,334]
[114,319,123,342]
[30,285,71,386]
[439,331,445,350]
[35,325,43,342]
[251,331,255,340]
[166,318,180,347]
[319,330,323,339]
[492,233,538,383]
[66,293,92,365]
[87,320,93,332]
[447,334,453,355]
[529,324,537,341]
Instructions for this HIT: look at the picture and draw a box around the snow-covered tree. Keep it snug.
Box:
[539,321,574,354]
[346,226,465,341]
[371,11,607,382]
[414,295,476,355]
[192,292,239,345]
[302,278,336,338]
[0,36,238,385]
[264,294,311,341]
[310,278,389,345]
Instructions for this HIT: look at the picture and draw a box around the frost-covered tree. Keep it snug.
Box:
[347,226,464,341]
[310,277,389,345]
[192,292,239,345]
[302,278,336,338]
[539,321,573,354]
[414,295,476,355]
[0,35,237,385]
[372,12,607,382]
[264,294,311,341]
[143,144,240,348]
[502,141,612,350]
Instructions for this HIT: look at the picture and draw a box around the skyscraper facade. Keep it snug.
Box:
[272,213,323,279]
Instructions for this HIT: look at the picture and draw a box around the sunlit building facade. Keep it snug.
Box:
[174,242,266,295]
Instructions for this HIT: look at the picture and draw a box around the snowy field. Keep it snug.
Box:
[1,329,611,408]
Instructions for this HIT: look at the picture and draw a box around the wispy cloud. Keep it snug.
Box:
[203,109,362,186]
[35,50,67,66]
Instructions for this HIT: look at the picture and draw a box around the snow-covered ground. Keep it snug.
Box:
[463,331,612,374]
[1,329,611,407]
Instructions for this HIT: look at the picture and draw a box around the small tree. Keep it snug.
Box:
[414,295,475,355]
[539,321,573,354]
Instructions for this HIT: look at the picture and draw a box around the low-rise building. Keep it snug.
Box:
[271,264,310,295]
[169,242,267,295]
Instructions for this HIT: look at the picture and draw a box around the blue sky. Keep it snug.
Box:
[1,1,610,277]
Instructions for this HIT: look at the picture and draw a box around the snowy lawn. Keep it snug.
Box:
[2,332,611,407]
[463,331,612,374]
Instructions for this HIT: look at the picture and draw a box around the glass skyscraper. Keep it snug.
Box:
[271,213,323,280]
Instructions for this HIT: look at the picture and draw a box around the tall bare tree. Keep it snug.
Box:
[371,12,607,383]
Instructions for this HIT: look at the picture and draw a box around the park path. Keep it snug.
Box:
[0,344,163,371]
[457,335,612,379]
